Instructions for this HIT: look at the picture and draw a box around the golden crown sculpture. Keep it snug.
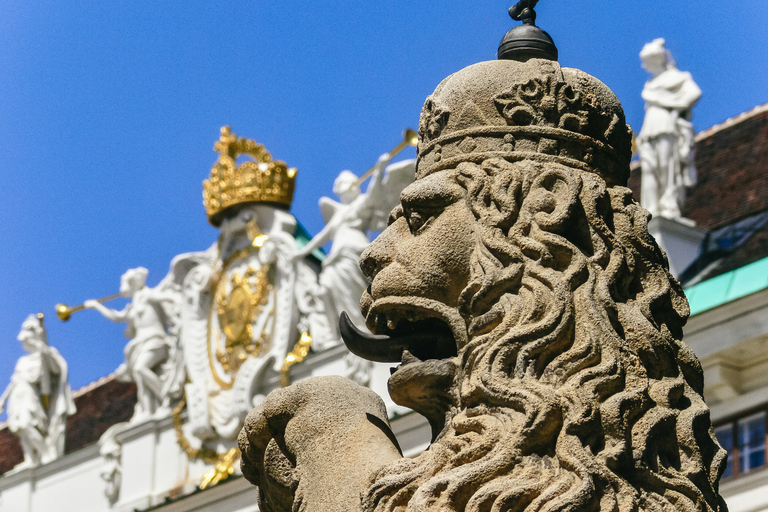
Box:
[203,126,297,226]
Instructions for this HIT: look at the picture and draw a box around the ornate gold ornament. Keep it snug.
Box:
[172,397,220,464]
[172,398,239,489]
[199,447,240,490]
[203,126,297,226]
[279,331,313,387]
[207,249,275,389]
[171,127,302,490]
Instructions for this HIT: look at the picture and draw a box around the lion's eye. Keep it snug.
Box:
[405,209,434,234]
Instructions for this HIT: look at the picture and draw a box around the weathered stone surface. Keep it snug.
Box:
[240,57,727,512]
[239,376,402,511]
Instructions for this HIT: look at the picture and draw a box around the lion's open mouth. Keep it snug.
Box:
[340,311,458,364]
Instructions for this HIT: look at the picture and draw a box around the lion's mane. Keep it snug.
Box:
[363,157,726,512]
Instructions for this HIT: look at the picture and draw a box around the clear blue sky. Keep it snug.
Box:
[1,0,767,407]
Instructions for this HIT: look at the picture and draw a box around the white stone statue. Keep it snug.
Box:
[290,155,416,384]
[637,38,701,220]
[85,267,183,422]
[291,156,415,336]
[0,314,76,469]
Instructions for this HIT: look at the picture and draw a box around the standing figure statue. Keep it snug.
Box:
[0,314,75,469]
[637,38,701,219]
[85,267,182,422]
[291,155,415,339]
[290,154,389,334]
[290,154,415,385]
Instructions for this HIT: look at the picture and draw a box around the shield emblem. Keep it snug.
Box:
[207,246,274,389]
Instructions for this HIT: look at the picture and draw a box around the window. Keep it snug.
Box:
[714,423,734,477]
[714,409,767,478]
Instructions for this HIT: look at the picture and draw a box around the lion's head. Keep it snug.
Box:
[342,59,726,512]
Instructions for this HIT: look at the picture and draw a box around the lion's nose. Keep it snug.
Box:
[359,236,394,281]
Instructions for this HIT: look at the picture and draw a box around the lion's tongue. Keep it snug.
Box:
[340,311,458,364]
[339,312,408,363]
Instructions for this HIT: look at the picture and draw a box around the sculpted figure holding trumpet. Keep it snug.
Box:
[292,130,418,341]
[83,267,184,422]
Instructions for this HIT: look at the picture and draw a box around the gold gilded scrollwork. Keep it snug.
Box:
[199,447,240,490]
[280,332,313,387]
[207,244,275,389]
[172,397,220,464]
[173,398,240,489]
[213,264,272,373]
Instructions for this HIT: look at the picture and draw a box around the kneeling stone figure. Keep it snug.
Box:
[239,35,727,512]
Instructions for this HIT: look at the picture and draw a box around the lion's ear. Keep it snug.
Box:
[481,158,522,230]
[523,168,581,233]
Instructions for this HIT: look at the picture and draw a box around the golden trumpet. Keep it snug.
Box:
[55,293,123,322]
[351,129,419,188]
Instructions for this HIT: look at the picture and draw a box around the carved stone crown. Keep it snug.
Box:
[417,59,633,186]
[203,126,297,226]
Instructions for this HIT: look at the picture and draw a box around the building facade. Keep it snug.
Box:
[2,103,768,512]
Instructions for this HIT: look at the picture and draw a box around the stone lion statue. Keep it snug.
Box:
[239,57,727,512]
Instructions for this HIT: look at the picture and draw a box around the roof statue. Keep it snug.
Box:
[638,38,702,220]
[289,132,418,384]
[239,4,728,512]
[85,267,184,423]
[0,314,75,471]
[151,127,332,482]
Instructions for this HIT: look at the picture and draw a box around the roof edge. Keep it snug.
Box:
[695,102,768,141]
[72,372,119,398]
[685,254,768,316]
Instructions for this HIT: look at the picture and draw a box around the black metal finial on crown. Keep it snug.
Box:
[509,0,538,25]
[498,0,558,62]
